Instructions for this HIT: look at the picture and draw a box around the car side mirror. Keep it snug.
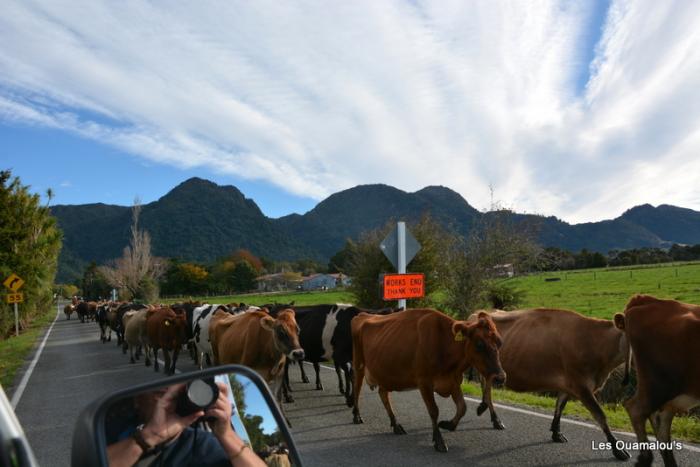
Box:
[71,365,302,466]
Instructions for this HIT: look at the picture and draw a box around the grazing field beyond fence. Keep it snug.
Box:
[507,261,700,319]
[161,289,354,307]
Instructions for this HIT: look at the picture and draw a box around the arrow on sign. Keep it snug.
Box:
[3,273,25,292]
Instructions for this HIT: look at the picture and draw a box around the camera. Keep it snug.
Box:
[175,378,219,417]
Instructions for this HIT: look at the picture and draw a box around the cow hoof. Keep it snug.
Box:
[393,424,406,435]
[476,402,488,416]
[345,397,353,408]
[634,451,653,467]
[284,395,295,403]
[613,447,630,461]
[438,420,456,432]
[353,414,364,424]
[433,440,448,453]
[316,383,323,390]
[302,376,310,383]
[130,358,135,364]
[145,361,151,367]
[552,432,567,443]
[339,387,345,395]
[492,420,506,430]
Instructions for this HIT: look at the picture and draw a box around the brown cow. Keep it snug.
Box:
[475,308,630,461]
[617,295,700,467]
[351,308,505,452]
[210,309,304,413]
[63,304,74,320]
[146,306,188,375]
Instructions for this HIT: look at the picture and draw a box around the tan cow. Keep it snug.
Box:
[63,304,74,320]
[617,295,700,467]
[475,308,630,461]
[123,308,151,366]
[351,308,506,452]
[210,309,304,411]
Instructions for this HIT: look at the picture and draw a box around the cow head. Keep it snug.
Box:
[455,312,506,386]
[261,308,305,361]
[163,309,189,348]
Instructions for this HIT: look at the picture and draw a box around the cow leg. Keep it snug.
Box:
[107,327,111,342]
[299,361,309,384]
[378,388,406,434]
[282,361,294,403]
[163,349,173,376]
[624,394,654,467]
[169,347,180,375]
[550,393,569,442]
[418,385,447,452]
[477,376,504,429]
[351,364,364,424]
[144,345,151,367]
[129,344,135,364]
[314,362,323,390]
[153,347,160,372]
[650,409,678,467]
[122,337,128,354]
[344,364,354,407]
[579,388,630,461]
[334,363,345,394]
[438,385,467,432]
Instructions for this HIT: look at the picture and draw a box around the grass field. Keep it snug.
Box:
[161,289,354,307]
[0,307,56,389]
[505,261,700,319]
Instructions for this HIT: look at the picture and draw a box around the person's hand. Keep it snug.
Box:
[142,384,204,447]
[205,382,235,439]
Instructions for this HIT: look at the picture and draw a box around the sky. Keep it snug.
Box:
[1,0,699,223]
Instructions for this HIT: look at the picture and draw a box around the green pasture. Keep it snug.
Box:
[505,261,700,319]
[161,289,354,307]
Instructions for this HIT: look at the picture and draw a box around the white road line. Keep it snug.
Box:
[10,308,60,409]
[319,364,700,453]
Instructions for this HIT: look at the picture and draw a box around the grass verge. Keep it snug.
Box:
[461,381,700,444]
[0,308,56,389]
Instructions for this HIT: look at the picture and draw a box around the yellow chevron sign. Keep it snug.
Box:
[3,273,24,292]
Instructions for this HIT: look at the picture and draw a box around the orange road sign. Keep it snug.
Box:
[6,292,24,304]
[3,273,24,292]
[383,273,425,301]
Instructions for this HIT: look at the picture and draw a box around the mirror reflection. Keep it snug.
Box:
[103,373,292,467]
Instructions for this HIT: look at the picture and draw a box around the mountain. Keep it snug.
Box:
[51,177,700,283]
[276,184,480,258]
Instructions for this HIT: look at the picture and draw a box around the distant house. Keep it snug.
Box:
[256,273,302,292]
[493,263,515,278]
[329,273,352,287]
[302,274,338,291]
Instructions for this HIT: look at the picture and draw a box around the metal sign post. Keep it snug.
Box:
[14,302,18,337]
[397,222,407,310]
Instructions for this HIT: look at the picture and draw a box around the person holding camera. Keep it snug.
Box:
[107,382,265,467]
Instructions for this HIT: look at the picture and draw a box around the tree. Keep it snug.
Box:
[445,208,539,318]
[0,170,62,336]
[348,216,453,309]
[81,261,112,300]
[231,261,257,292]
[160,260,209,295]
[100,199,163,302]
[328,240,354,273]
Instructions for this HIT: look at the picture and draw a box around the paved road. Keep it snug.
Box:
[9,308,700,466]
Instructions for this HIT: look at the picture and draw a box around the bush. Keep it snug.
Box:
[486,282,526,310]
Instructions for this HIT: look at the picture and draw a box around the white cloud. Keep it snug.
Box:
[0,0,699,222]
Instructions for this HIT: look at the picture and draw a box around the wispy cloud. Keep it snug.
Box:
[1,0,699,222]
[59,180,72,188]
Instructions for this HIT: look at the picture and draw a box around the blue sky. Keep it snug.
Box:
[2,0,700,223]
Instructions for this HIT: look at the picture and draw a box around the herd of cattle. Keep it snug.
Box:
[62,295,699,467]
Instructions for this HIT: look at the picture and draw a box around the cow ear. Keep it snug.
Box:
[260,316,275,331]
[261,307,270,314]
[613,313,625,330]
[452,322,468,342]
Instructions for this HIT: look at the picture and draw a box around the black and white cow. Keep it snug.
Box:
[96,302,112,343]
[280,304,397,406]
[191,304,231,369]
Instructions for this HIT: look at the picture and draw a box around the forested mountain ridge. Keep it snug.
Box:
[51,177,700,282]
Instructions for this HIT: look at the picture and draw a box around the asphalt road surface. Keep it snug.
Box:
[8,307,700,466]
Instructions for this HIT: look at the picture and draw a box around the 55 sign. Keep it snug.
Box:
[6,292,23,304]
